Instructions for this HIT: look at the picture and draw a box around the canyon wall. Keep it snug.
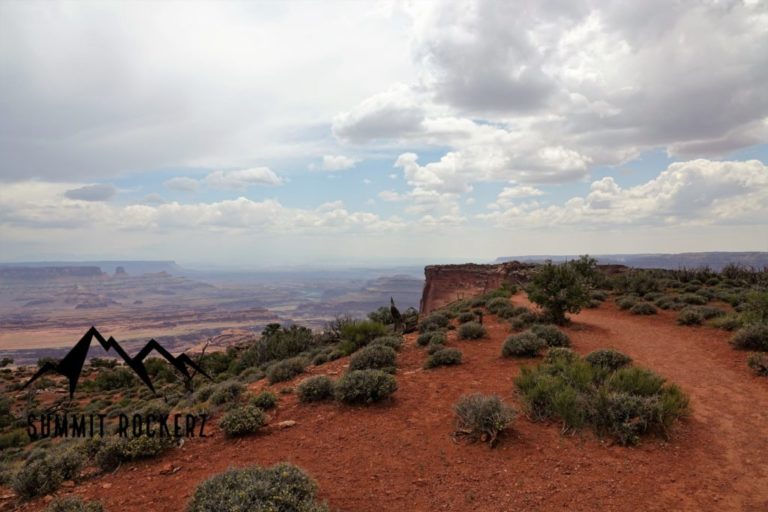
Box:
[419,261,535,314]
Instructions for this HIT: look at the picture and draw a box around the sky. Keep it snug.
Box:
[1,0,767,268]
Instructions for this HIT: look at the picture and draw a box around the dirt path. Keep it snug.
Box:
[13,298,768,511]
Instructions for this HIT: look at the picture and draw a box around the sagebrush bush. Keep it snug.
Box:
[458,321,486,340]
[690,305,726,320]
[584,349,632,371]
[13,444,85,499]
[747,353,768,376]
[188,463,327,512]
[249,390,278,410]
[502,332,546,357]
[419,312,450,333]
[92,435,174,472]
[515,353,689,445]
[677,308,704,326]
[297,375,335,402]
[630,302,657,315]
[370,335,403,351]
[339,320,388,353]
[679,293,708,305]
[730,324,768,351]
[209,380,246,406]
[219,405,266,437]
[457,311,477,324]
[334,370,397,404]
[616,296,639,310]
[45,497,103,512]
[427,341,446,355]
[709,314,743,331]
[486,297,510,314]
[417,331,445,347]
[454,394,516,447]
[348,344,397,373]
[530,324,570,347]
[510,311,538,330]
[267,356,307,384]
[424,348,462,369]
[544,347,578,364]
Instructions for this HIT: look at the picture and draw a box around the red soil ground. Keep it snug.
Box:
[11,297,768,511]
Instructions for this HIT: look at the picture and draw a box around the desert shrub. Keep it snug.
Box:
[194,384,217,403]
[709,313,744,331]
[747,353,768,376]
[510,311,538,330]
[238,367,265,383]
[339,320,388,352]
[591,290,608,301]
[427,341,446,355]
[502,332,546,357]
[312,352,329,365]
[643,292,664,301]
[417,331,444,347]
[585,349,632,371]
[677,308,704,326]
[630,302,657,315]
[616,296,639,310]
[13,444,85,499]
[45,497,104,512]
[457,311,477,324]
[730,324,768,351]
[219,405,266,437]
[188,463,327,512]
[544,347,578,364]
[209,380,246,406]
[454,394,516,446]
[458,321,486,340]
[419,312,450,333]
[424,348,462,369]
[527,261,591,324]
[249,391,278,410]
[486,297,511,314]
[334,370,397,404]
[690,306,726,320]
[348,345,397,374]
[612,270,660,296]
[234,324,316,373]
[679,293,708,305]
[89,367,137,391]
[297,376,335,402]
[515,354,688,445]
[267,357,308,384]
[654,296,678,310]
[370,335,403,351]
[0,428,28,450]
[740,290,768,324]
[530,324,570,347]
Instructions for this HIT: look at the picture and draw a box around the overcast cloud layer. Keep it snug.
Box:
[1,0,766,265]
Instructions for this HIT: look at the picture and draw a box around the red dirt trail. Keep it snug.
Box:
[12,298,768,511]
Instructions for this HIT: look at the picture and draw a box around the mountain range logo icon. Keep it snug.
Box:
[23,326,211,398]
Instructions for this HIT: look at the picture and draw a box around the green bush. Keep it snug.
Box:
[209,380,246,406]
[419,312,450,333]
[486,297,511,314]
[544,347,578,365]
[510,311,538,330]
[515,354,689,445]
[527,260,591,324]
[630,302,657,315]
[677,308,704,326]
[742,291,768,324]
[339,320,388,351]
[426,341,446,355]
[417,331,445,347]
[267,357,308,384]
[13,444,85,499]
[219,405,266,437]
[297,376,335,402]
[334,370,397,404]
[424,348,462,369]
[585,349,632,371]
[45,496,103,512]
[92,435,174,472]
[616,296,639,310]
[370,335,403,351]
[458,321,486,340]
[730,324,768,351]
[0,428,28,450]
[457,311,478,323]
[348,345,397,374]
[679,293,708,305]
[654,296,678,310]
[530,324,570,347]
[234,324,316,373]
[188,463,327,512]
[89,367,137,391]
[747,353,768,376]
[709,314,744,331]
[502,332,546,357]
[690,305,726,320]
[454,394,516,447]
[249,391,278,410]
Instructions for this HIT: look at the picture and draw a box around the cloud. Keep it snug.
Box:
[142,193,167,205]
[479,159,768,227]
[204,168,283,189]
[312,154,358,172]
[164,177,200,192]
[63,184,116,202]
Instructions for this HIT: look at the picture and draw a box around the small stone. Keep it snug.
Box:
[277,420,297,429]
[44,495,54,502]
[102,483,113,489]
[62,480,75,488]
[159,463,174,475]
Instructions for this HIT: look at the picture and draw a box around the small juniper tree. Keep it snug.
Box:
[527,260,591,325]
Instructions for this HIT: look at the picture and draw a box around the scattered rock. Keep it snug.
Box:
[62,480,75,488]
[277,420,297,429]
[159,463,174,475]
[43,495,54,502]
[102,483,113,489]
